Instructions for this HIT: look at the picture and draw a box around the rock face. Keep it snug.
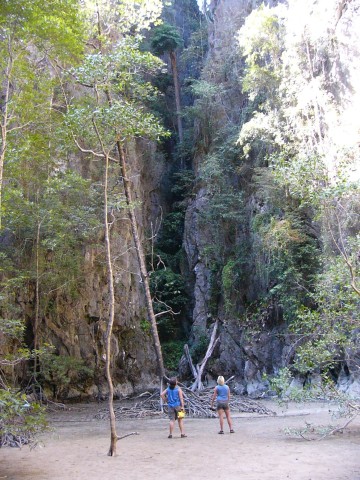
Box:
[182,0,287,395]
[4,0,359,401]
[33,140,164,400]
[184,188,213,338]
[182,0,360,396]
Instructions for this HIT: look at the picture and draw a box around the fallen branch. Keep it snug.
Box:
[319,415,357,439]
[117,432,139,440]
[286,413,358,442]
[184,320,220,391]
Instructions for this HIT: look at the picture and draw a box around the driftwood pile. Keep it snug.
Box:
[94,386,275,421]
[0,433,28,448]
[183,386,275,418]
[95,391,164,420]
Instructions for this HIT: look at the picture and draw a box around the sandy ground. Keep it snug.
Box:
[1,400,360,480]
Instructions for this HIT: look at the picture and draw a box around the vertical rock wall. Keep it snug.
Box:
[183,0,360,396]
[36,139,167,399]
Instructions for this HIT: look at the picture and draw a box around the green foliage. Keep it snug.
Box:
[198,130,244,236]
[111,0,163,36]
[162,340,186,372]
[0,0,170,407]
[235,0,359,348]
[151,22,183,56]
[222,259,240,314]
[140,318,151,334]
[266,366,292,398]
[38,353,93,400]
[185,80,227,152]
[237,4,284,103]
[270,152,331,207]
[149,170,193,340]
[0,318,25,339]
[65,37,169,154]
[189,333,209,364]
[2,165,101,301]
[268,369,359,439]
[291,251,360,374]
[150,268,187,340]
[253,211,320,322]
[0,316,49,448]
[156,211,185,255]
[180,22,208,78]
[194,130,245,314]
[151,268,187,310]
[0,0,85,60]
[199,127,243,195]
[0,389,48,448]
[170,170,195,203]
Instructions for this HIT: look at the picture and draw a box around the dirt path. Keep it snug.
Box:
[1,401,360,480]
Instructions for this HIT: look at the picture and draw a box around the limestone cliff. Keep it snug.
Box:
[60,140,167,398]
[182,0,360,396]
[2,0,359,401]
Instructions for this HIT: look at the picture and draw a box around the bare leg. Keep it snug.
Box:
[225,409,233,431]
[169,420,175,436]
[178,418,185,435]
[218,409,224,431]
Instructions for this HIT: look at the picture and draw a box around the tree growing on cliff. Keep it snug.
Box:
[237,1,360,397]
[151,22,184,145]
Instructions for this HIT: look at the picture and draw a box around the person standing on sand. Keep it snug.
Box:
[210,375,235,434]
[161,377,187,439]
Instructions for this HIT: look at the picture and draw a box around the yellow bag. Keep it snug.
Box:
[177,409,185,419]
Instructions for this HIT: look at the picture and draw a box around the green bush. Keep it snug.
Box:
[38,354,93,400]
[162,340,186,372]
[190,334,209,364]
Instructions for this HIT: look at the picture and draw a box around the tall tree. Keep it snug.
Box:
[62,0,167,455]
[0,0,87,444]
[0,0,84,230]
[151,22,184,145]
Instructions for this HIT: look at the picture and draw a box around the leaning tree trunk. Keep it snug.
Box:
[185,320,220,391]
[116,141,165,384]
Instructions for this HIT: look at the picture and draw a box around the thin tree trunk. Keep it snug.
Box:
[0,35,13,230]
[103,86,165,384]
[184,344,197,379]
[103,153,118,456]
[169,50,183,146]
[92,7,119,455]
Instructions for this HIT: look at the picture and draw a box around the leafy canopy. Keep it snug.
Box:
[151,22,183,56]
[0,0,85,59]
